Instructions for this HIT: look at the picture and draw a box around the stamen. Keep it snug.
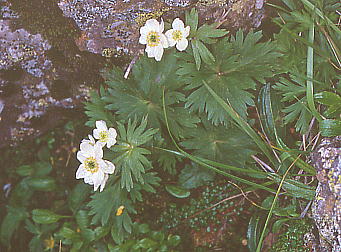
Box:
[99,131,108,142]
[172,30,183,41]
[147,31,160,47]
[85,157,99,173]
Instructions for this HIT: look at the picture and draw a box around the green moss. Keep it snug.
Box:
[271,219,312,252]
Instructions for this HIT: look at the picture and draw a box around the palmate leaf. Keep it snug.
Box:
[180,118,258,167]
[179,30,281,125]
[273,76,312,133]
[85,88,114,128]
[185,8,228,70]
[87,183,136,226]
[102,54,199,139]
[112,118,157,191]
[178,162,215,189]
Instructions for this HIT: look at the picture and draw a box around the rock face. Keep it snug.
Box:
[311,137,341,252]
[0,0,100,147]
[57,0,267,56]
[0,0,267,147]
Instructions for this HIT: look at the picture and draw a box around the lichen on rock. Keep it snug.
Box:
[57,0,267,56]
[311,136,341,252]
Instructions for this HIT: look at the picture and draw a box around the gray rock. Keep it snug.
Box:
[0,7,90,147]
[58,0,267,56]
[311,136,341,252]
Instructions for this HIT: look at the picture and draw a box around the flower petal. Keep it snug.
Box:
[93,128,100,139]
[99,174,109,192]
[109,128,117,139]
[184,26,190,38]
[84,176,94,185]
[94,143,103,159]
[160,34,169,48]
[96,120,108,131]
[146,45,156,58]
[172,18,184,30]
[145,19,159,31]
[176,38,188,51]
[140,26,150,35]
[165,30,176,47]
[80,142,95,154]
[89,135,96,144]
[76,164,89,179]
[93,170,105,191]
[102,160,115,174]
[154,46,164,61]
[139,35,147,44]
[77,150,88,163]
[160,19,164,32]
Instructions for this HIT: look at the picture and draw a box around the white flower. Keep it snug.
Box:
[139,19,168,61]
[76,142,115,192]
[81,134,96,146]
[165,18,190,51]
[93,120,117,148]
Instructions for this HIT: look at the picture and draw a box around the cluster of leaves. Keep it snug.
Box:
[271,219,312,251]
[108,223,181,252]
[271,0,341,134]
[159,181,244,230]
[2,1,340,250]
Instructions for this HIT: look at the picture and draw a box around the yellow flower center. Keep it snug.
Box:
[147,31,160,47]
[172,30,183,41]
[84,157,99,173]
[99,131,109,142]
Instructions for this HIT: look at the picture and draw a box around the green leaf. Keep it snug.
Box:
[102,54,198,139]
[196,23,228,43]
[180,118,258,167]
[0,207,28,245]
[178,163,214,189]
[68,183,91,213]
[151,231,164,241]
[138,224,150,234]
[26,177,56,191]
[88,186,117,226]
[315,92,341,118]
[191,42,201,70]
[114,118,157,191]
[320,119,341,136]
[247,215,262,252]
[137,238,158,249]
[58,226,79,240]
[315,91,341,106]
[272,218,290,233]
[32,209,67,224]
[167,234,181,247]
[85,89,114,128]
[29,236,44,252]
[185,8,198,33]
[180,29,280,125]
[268,173,315,200]
[165,185,190,198]
[194,40,215,64]
[16,165,33,176]
[32,162,52,177]
[94,225,111,241]
[75,210,90,230]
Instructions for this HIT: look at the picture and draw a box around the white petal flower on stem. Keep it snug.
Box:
[139,19,168,61]
[81,134,96,146]
[93,120,117,148]
[165,18,190,51]
[76,142,115,192]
